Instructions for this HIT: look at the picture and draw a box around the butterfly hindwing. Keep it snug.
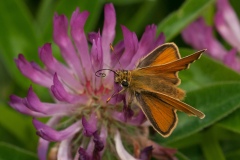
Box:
[135,90,178,137]
[135,90,205,137]
[154,91,205,119]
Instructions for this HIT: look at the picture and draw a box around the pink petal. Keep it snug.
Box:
[38,139,49,160]
[112,109,146,126]
[51,73,88,103]
[102,3,116,67]
[92,131,104,159]
[138,137,177,159]
[128,110,146,125]
[70,8,92,80]
[78,147,91,160]
[99,126,108,156]
[82,112,98,137]
[53,13,85,83]
[15,54,52,87]
[218,0,240,38]
[57,134,75,160]
[114,130,139,160]
[148,140,177,159]
[105,84,125,105]
[139,146,153,160]
[39,43,83,91]
[33,118,81,142]
[26,86,79,116]
[86,138,94,159]
[115,25,138,69]
[153,32,165,49]
[38,116,61,160]
[128,25,157,69]
[9,95,46,117]
[223,49,240,71]
[110,41,124,67]
[182,18,227,60]
[215,0,240,51]
[90,33,103,90]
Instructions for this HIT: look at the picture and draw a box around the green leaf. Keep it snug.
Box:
[200,128,225,160]
[179,48,240,91]
[36,0,56,38]
[155,82,240,144]
[0,124,23,146]
[225,150,240,160]
[0,103,38,151]
[216,108,240,134]
[0,0,39,89]
[178,145,204,160]
[230,0,240,19]
[57,1,103,34]
[36,0,57,42]
[0,142,37,160]
[169,125,240,159]
[157,0,216,41]
[38,0,105,43]
[105,0,146,5]
[175,151,190,160]
[167,132,202,149]
[127,1,157,28]
[218,129,240,160]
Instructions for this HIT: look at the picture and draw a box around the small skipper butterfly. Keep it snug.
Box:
[96,43,205,137]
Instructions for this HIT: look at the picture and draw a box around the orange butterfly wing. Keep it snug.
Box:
[135,91,178,137]
[137,43,180,68]
[135,49,205,85]
[155,49,205,71]
[135,90,205,137]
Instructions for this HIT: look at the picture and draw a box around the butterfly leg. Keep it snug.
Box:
[122,92,135,119]
[125,91,135,108]
[106,88,125,103]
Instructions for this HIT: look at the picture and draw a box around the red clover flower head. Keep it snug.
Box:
[9,3,176,160]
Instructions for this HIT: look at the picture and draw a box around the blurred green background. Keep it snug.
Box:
[1,0,240,159]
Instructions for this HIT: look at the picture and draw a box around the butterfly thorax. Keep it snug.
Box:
[115,70,132,88]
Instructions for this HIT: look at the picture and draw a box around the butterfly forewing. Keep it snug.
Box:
[134,49,204,86]
[137,43,180,68]
[138,50,204,73]
[159,49,205,71]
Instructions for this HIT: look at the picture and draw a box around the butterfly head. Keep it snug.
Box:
[95,69,131,88]
[115,70,131,88]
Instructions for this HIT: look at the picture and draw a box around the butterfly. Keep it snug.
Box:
[96,43,205,137]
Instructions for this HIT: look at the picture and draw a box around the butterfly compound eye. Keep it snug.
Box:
[121,80,129,87]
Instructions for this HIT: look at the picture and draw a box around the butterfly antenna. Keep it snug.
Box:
[94,44,117,77]
[95,69,118,77]
[110,43,123,69]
